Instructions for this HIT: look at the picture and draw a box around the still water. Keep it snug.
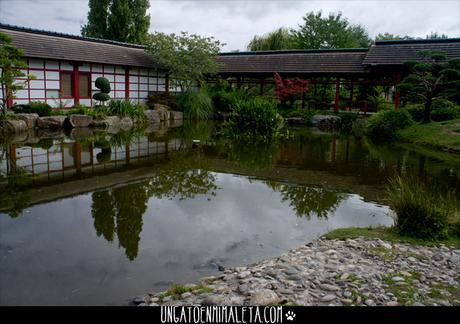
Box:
[0,121,459,305]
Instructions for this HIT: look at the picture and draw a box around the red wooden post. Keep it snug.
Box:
[74,142,82,173]
[165,73,170,94]
[125,68,130,99]
[236,77,241,90]
[334,78,340,112]
[394,72,401,111]
[72,64,80,106]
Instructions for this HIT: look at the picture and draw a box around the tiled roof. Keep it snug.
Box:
[363,38,460,65]
[216,49,369,75]
[0,24,158,68]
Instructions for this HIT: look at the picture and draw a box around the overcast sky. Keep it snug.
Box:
[0,0,459,51]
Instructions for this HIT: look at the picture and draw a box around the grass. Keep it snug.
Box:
[397,119,460,152]
[157,283,214,302]
[322,226,460,248]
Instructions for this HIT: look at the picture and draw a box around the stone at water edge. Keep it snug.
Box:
[14,113,39,128]
[250,290,280,306]
[120,117,134,130]
[0,119,28,134]
[37,116,66,129]
[169,110,183,121]
[66,114,93,128]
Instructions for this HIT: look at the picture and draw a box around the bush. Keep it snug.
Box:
[404,103,424,122]
[176,88,214,120]
[338,112,358,133]
[431,99,460,121]
[387,176,454,239]
[365,109,413,140]
[13,101,52,116]
[222,97,282,141]
[211,90,247,112]
[147,92,177,110]
[107,99,146,120]
[93,77,111,105]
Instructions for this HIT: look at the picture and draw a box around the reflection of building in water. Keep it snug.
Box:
[1,136,184,182]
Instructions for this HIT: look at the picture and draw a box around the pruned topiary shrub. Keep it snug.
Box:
[93,77,111,105]
[13,101,52,116]
[365,109,413,141]
[387,176,454,240]
[430,99,460,121]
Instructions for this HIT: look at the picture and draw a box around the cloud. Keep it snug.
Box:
[0,0,459,51]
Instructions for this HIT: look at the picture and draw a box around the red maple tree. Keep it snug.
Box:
[274,73,308,104]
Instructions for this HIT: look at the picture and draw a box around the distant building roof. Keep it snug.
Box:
[0,24,158,69]
[363,38,460,66]
[217,49,369,75]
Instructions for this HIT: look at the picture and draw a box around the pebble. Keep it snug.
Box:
[141,238,460,307]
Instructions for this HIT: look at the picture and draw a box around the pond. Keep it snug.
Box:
[1,121,459,305]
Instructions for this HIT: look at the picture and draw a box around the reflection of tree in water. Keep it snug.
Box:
[91,151,219,260]
[278,184,343,219]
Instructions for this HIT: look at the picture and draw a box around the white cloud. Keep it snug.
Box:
[0,0,459,51]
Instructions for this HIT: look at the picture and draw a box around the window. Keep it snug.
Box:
[60,72,73,98]
[79,73,90,98]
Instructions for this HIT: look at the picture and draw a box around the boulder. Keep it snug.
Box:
[0,119,28,134]
[250,289,281,306]
[37,116,66,129]
[285,117,307,125]
[66,114,93,128]
[144,110,161,123]
[311,114,341,131]
[15,113,39,128]
[70,128,94,141]
[89,116,120,128]
[153,104,170,121]
[120,117,134,130]
[169,110,183,121]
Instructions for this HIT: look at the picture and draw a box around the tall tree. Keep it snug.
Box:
[81,0,150,44]
[375,33,414,41]
[291,11,372,49]
[247,28,295,51]
[399,50,460,123]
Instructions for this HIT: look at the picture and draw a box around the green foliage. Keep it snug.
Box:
[291,11,372,49]
[338,112,358,133]
[107,99,146,120]
[146,32,223,92]
[93,77,111,105]
[387,176,455,240]
[430,99,460,121]
[0,32,35,115]
[365,110,413,141]
[176,88,214,120]
[81,0,150,44]
[404,103,425,122]
[13,101,52,116]
[211,90,248,113]
[375,33,414,41]
[222,97,282,141]
[399,50,460,123]
[247,28,295,51]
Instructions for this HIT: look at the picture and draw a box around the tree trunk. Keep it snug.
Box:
[422,99,432,123]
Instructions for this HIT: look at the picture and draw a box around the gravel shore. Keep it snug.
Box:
[133,237,460,306]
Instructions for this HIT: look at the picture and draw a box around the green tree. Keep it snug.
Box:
[291,11,372,49]
[375,33,413,41]
[146,32,223,92]
[247,28,295,51]
[399,50,460,123]
[81,0,150,44]
[0,32,34,115]
[426,32,449,40]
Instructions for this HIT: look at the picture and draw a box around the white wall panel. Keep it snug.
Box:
[104,74,115,82]
[92,64,103,72]
[46,80,60,89]
[60,62,73,71]
[115,83,125,91]
[29,80,45,89]
[80,64,91,72]
[15,90,29,99]
[104,65,115,74]
[115,75,125,82]
[129,91,138,98]
[28,59,44,69]
[30,90,45,98]
[46,71,60,80]
[45,60,59,69]
[30,70,45,79]
[130,83,138,91]
[80,99,91,106]
[140,84,148,91]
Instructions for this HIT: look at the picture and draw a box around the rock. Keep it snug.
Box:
[386,301,399,306]
[90,116,120,128]
[149,302,159,306]
[319,283,340,292]
[132,296,146,305]
[153,104,170,121]
[250,290,280,306]
[65,114,93,128]
[0,119,27,134]
[169,110,183,121]
[343,291,352,298]
[341,299,353,305]
[340,273,349,280]
[180,292,192,299]
[277,288,294,295]
[202,295,223,305]
[364,299,376,306]
[120,117,134,130]
[320,294,337,302]
[37,116,66,129]
[391,276,405,282]
[284,117,307,126]
[15,113,39,128]
[237,271,251,279]
[310,115,341,131]
[144,109,161,123]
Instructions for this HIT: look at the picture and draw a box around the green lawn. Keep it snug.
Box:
[397,119,460,152]
[322,227,460,248]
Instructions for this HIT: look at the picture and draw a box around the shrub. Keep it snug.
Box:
[211,90,247,112]
[107,99,146,120]
[93,77,111,105]
[13,101,52,116]
[176,88,214,120]
[404,103,424,122]
[365,109,413,141]
[338,112,358,133]
[430,99,460,121]
[147,91,177,110]
[222,97,282,141]
[387,176,454,239]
